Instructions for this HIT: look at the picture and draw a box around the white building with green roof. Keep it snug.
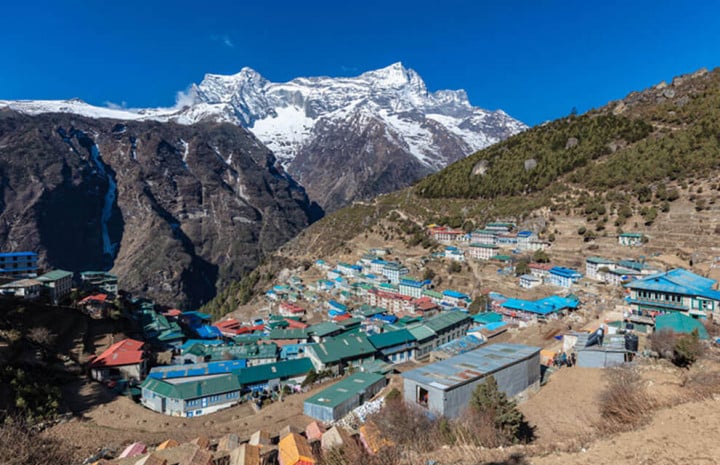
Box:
[36,269,73,304]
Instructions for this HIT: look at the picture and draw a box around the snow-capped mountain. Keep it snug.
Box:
[0,62,526,211]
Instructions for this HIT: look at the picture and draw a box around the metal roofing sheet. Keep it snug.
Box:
[402,343,540,390]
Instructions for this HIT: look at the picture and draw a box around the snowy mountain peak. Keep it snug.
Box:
[358,62,425,91]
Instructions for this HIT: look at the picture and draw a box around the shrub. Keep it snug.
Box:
[649,329,678,360]
[465,376,533,446]
[0,418,74,465]
[598,367,654,431]
[673,329,703,367]
[367,398,440,452]
[447,261,462,273]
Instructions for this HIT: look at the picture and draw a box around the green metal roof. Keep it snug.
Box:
[308,322,343,337]
[304,372,385,409]
[337,317,362,328]
[472,312,503,324]
[655,313,709,340]
[423,311,471,333]
[422,289,443,299]
[469,243,499,249]
[37,269,73,282]
[268,328,309,339]
[185,342,278,361]
[355,305,386,317]
[308,334,376,364]
[406,324,436,342]
[368,329,416,350]
[237,358,313,385]
[492,254,513,262]
[141,374,242,401]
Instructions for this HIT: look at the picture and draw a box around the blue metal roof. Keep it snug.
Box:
[549,267,582,278]
[195,325,223,339]
[625,268,720,301]
[0,252,38,258]
[147,359,248,380]
[443,290,470,299]
[501,295,578,315]
[517,231,533,237]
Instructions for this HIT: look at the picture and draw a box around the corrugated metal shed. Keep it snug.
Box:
[574,333,628,368]
[403,343,539,390]
[304,372,386,422]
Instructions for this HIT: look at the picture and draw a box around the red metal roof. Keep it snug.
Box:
[280,302,306,314]
[79,293,109,304]
[90,338,145,368]
[163,308,183,317]
[332,313,351,322]
[285,318,309,329]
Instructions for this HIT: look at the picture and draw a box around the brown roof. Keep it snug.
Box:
[190,436,210,450]
[229,444,261,465]
[320,426,353,451]
[216,433,241,452]
[134,454,167,465]
[304,421,326,442]
[248,430,271,447]
[156,440,179,450]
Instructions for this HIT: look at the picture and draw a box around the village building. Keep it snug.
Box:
[499,295,579,321]
[423,311,472,346]
[381,261,409,284]
[597,267,643,286]
[422,289,444,304]
[398,278,430,298]
[406,324,437,359]
[618,232,645,246]
[180,342,279,366]
[470,229,497,245]
[278,432,316,465]
[148,359,248,381]
[213,318,249,336]
[430,334,486,361]
[90,338,147,382]
[0,278,42,299]
[36,269,73,304]
[367,288,415,313]
[485,222,515,233]
[280,302,306,317]
[441,290,472,307]
[140,374,243,417]
[303,372,386,422]
[307,321,344,342]
[625,268,720,319]
[368,328,417,363]
[78,293,114,318]
[402,343,540,418]
[516,230,537,250]
[529,263,552,280]
[547,266,583,288]
[305,334,377,374]
[468,243,499,260]
[519,274,542,289]
[429,226,465,242]
[80,271,118,295]
[337,262,362,277]
[412,296,440,318]
[526,239,550,251]
[495,233,518,247]
[585,256,617,281]
[444,246,465,261]
[0,251,38,278]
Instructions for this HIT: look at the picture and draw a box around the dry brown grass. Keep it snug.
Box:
[0,418,74,465]
[597,366,656,433]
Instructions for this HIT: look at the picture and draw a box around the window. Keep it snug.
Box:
[417,386,429,408]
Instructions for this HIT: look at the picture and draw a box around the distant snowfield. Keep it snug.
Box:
[0,63,527,170]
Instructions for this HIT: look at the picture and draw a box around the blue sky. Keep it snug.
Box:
[2,0,720,125]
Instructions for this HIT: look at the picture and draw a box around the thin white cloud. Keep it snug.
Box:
[104,100,128,110]
[210,33,234,49]
[174,86,198,109]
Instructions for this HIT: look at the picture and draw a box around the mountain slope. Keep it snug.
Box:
[203,67,720,314]
[1,63,526,212]
[0,110,313,307]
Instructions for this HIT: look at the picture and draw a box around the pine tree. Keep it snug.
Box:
[470,376,527,443]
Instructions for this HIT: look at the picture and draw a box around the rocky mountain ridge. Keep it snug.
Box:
[0,110,314,306]
[1,63,526,211]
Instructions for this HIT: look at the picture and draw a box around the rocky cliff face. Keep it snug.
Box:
[0,109,314,307]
